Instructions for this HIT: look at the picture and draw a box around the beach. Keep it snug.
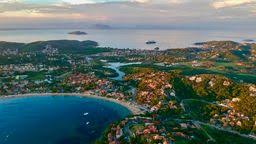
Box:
[0,93,144,115]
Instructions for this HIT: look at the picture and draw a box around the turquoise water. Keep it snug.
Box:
[105,62,142,81]
[0,96,131,144]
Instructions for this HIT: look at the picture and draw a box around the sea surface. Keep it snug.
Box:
[0,29,255,50]
[0,96,131,144]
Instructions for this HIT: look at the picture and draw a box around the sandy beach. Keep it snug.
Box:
[0,93,145,115]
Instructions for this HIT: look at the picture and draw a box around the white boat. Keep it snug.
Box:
[83,112,89,116]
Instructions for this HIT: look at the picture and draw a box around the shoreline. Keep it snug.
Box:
[0,93,144,115]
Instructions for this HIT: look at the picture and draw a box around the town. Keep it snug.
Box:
[0,40,256,144]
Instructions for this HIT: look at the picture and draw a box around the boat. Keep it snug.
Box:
[146,40,157,45]
[83,112,89,116]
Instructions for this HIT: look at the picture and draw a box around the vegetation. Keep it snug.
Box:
[1,40,256,143]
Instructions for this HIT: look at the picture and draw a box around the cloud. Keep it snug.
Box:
[59,0,162,5]
[0,0,20,3]
[212,0,256,9]
[62,0,128,5]
[0,0,255,29]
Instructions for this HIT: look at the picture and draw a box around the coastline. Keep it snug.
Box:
[0,93,144,115]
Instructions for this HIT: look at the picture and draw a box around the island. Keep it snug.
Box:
[91,24,112,29]
[194,42,205,45]
[243,39,254,42]
[68,31,87,35]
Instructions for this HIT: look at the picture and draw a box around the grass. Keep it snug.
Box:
[26,71,45,80]
[182,99,225,122]
[201,124,256,144]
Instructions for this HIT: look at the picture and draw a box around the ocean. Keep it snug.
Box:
[0,29,255,50]
[0,96,131,144]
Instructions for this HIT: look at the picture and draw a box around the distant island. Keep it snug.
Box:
[194,42,205,45]
[90,24,112,29]
[243,39,254,42]
[68,31,87,35]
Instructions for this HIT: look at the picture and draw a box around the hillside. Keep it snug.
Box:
[0,40,108,54]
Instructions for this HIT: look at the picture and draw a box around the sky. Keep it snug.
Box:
[0,0,255,29]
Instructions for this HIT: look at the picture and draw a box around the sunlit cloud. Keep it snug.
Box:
[0,0,20,3]
[212,0,256,9]
[0,10,108,22]
[0,0,255,29]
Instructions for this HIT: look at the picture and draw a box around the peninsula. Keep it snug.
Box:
[0,40,256,144]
